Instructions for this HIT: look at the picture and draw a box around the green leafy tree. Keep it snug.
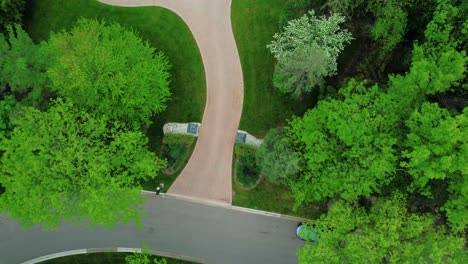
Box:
[0,24,48,106]
[257,128,299,184]
[0,99,166,229]
[384,0,467,122]
[326,0,365,17]
[272,45,335,99]
[267,10,352,99]
[45,18,171,129]
[297,194,466,264]
[288,80,398,205]
[0,0,25,33]
[0,94,16,138]
[402,103,467,232]
[369,0,408,55]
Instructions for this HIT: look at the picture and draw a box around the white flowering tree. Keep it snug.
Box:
[267,10,352,99]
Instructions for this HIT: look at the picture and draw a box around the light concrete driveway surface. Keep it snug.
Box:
[0,195,304,264]
[98,0,243,204]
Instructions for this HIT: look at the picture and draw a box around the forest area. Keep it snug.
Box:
[256,0,467,262]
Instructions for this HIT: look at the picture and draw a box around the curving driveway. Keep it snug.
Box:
[98,0,243,204]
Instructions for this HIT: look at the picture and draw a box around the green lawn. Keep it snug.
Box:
[233,176,326,219]
[24,0,206,152]
[231,0,315,137]
[40,252,197,264]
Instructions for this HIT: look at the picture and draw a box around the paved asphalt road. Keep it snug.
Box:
[0,194,305,264]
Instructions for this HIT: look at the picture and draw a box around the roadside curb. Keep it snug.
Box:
[141,190,308,222]
[21,247,207,264]
[230,206,308,222]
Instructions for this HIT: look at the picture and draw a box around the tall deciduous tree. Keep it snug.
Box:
[326,0,365,16]
[256,128,300,184]
[0,99,166,229]
[402,102,467,232]
[0,24,48,106]
[369,0,408,55]
[45,18,171,129]
[267,10,352,99]
[272,45,335,99]
[0,94,16,138]
[0,0,25,33]
[288,80,398,205]
[297,194,466,264]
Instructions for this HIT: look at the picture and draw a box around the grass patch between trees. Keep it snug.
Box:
[232,176,326,219]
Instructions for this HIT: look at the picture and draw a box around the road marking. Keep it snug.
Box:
[21,247,207,264]
[21,249,87,264]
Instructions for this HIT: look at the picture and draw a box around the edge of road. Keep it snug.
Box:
[141,190,308,222]
[20,247,207,264]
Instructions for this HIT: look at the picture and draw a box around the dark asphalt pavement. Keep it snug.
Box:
[0,194,305,264]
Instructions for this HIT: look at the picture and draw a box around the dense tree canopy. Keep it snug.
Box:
[289,80,398,204]
[0,25,48,107]
[297,194,466,264]
[46,18,171,129]
[0,95,15,139]
[0,99,166,229]
[402,103,467,231]
[369,0,408,55]
[267,10,352,99]
[0,0,25,33]
[287,0,467,209]
[286,2,467,261]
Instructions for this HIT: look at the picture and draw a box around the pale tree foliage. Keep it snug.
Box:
[402,103,467,232]
[0,99,166,229]
[267,10,352,99]
[268,10,352,63]
[297,194,466,264]
[272,46,334,99]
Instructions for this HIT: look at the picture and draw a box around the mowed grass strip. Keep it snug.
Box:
[39,252,197,264]
[25,0,206,151]
[232,176,326,219]
[231,0,315,137]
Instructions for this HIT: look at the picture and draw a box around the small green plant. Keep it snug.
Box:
[234,143,260,187]
[125,243,168,264]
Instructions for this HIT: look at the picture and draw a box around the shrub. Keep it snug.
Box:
[162,133,195,167]
[235,144,260,187]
